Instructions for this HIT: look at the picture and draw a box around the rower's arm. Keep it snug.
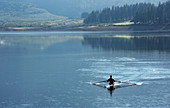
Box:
[106,79,109,82]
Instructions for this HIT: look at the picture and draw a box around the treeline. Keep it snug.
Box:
[83,0,170,25]
[83,3,153,24]
[133,1,170,24]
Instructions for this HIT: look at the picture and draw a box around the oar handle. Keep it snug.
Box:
[97,80,107,83]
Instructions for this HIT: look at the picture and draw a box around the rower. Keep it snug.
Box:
[107,75,115,85]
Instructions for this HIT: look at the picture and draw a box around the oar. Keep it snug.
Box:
[119,81,143,85]
[92,80,107,85]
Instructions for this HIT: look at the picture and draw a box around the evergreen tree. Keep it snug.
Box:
[81,12,89,18]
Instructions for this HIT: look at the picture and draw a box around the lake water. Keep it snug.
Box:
[0,31,170,108]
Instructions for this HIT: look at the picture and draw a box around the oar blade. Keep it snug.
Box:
[92,82,100,85]
[135,82,143,85]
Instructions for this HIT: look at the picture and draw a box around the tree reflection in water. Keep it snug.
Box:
[82,35,170,52]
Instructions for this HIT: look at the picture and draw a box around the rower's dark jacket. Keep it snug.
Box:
[107,78,115,85]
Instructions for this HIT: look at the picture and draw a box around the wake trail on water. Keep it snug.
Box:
[79,56,170,85]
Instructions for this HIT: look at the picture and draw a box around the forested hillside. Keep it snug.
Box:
[83,3,153,24]
[84,0,170,25]
[133,1,170,24]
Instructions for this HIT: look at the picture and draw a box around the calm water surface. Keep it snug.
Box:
[0,31,170,108]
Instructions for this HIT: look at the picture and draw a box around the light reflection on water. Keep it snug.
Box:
[0,31,170,107]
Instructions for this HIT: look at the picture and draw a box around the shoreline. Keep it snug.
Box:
[0,25,170,31]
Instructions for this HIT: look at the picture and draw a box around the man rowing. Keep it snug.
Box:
[93,75,121,86]
[93,75,141,96]
[105,75,116,96]
[107,75,116,85]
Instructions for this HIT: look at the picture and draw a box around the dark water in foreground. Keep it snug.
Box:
[0,31,170,108]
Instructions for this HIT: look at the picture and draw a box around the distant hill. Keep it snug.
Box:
[0,0,168,28]
[10,0,168,18]
[0,1,82,27]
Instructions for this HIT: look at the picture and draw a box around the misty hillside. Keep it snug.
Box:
[0,1,66,20]
[10,0,168,18]
[0,1,82,27]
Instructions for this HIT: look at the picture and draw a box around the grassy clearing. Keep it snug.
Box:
[0,19,83,27]
[112,21,134,25]
[114,35,134,38]
[85,21,134,28]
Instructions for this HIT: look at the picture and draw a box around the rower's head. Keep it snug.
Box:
[110,75,112,78]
